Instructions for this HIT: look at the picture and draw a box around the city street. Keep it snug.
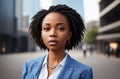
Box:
[0,50,120,79]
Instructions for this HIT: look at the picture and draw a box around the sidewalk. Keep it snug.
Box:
[0,50,120,79]
[68,49,120,79]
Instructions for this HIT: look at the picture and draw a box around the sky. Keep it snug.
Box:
[39,0,99,23]
[84,0,99,23]
[40,0,53,9]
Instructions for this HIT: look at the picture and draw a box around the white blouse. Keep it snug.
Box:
[38,54,67,79]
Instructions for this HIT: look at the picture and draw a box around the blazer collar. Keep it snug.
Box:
[57,54,73,79]
[33,54,73,79]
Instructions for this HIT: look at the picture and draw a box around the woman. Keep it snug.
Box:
[22,4,93,79]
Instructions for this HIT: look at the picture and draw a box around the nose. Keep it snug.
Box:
[49,29,57,37]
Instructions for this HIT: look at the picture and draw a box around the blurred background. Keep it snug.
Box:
[0,0,120,79]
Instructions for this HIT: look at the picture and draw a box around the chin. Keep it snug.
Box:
[48,47,60,51]
[49,48,58,51]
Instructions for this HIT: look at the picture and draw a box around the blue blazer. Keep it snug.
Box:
[22,54,93,79]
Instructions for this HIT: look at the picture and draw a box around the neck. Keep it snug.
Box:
[48,50,66,64]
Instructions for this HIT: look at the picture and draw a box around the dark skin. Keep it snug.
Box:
[41,12,72,78]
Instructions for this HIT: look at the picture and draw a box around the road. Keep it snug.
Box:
[0,50,120,79]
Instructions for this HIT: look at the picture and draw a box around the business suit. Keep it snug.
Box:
[22,54,93,79]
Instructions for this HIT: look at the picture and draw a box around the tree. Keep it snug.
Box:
[84,27,99,44]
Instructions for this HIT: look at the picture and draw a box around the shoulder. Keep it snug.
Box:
[72,58,91,71]
[67,55,93,79]
[67,54,92,70]
[24,55,45,67]
[22,55,46,72]
[22,55,46,79]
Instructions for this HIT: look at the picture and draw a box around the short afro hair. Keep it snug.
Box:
[29,4,85,50]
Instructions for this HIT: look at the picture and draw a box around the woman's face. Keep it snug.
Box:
[41,12,72,51]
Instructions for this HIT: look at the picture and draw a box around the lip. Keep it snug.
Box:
[48,40,58,46]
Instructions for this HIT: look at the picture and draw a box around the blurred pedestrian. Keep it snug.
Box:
[106,45,112,57]
[82,44,87,58]
[22,4,93,79]
[116,45,120,57]
[89,45,93,55]
[109,47,114,56]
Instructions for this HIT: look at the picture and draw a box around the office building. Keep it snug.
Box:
[0,0,36,54]
[97,0,120,57]
[23,0,41,51]
[0,0,17,53]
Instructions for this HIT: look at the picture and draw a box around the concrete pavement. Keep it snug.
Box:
[0,50,120,79]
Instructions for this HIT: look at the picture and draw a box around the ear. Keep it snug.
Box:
[68,31,72,40]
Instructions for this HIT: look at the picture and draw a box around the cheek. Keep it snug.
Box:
[41,32,47,43]
[59,32,70,42]
[58,35,68,47]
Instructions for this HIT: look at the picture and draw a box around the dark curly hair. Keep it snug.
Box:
[29,4,85,50]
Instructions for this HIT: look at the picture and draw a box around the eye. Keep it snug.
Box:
[42,27,50,31]
[57,25,64,31]
[58,27,64,31]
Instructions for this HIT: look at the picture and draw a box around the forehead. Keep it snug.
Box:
[42,12,68,24]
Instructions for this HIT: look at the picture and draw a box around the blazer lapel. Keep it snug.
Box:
[34,56,46,79]
[57,55,73,79]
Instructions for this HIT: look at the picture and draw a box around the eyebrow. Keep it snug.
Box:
[43,23,64,26]
[43,23,50,26]
[56,23,64,26]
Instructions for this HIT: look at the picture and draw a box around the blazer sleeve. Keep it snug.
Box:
[22,61,28,79]
[80,67,93,79]
[21,56,45,79]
